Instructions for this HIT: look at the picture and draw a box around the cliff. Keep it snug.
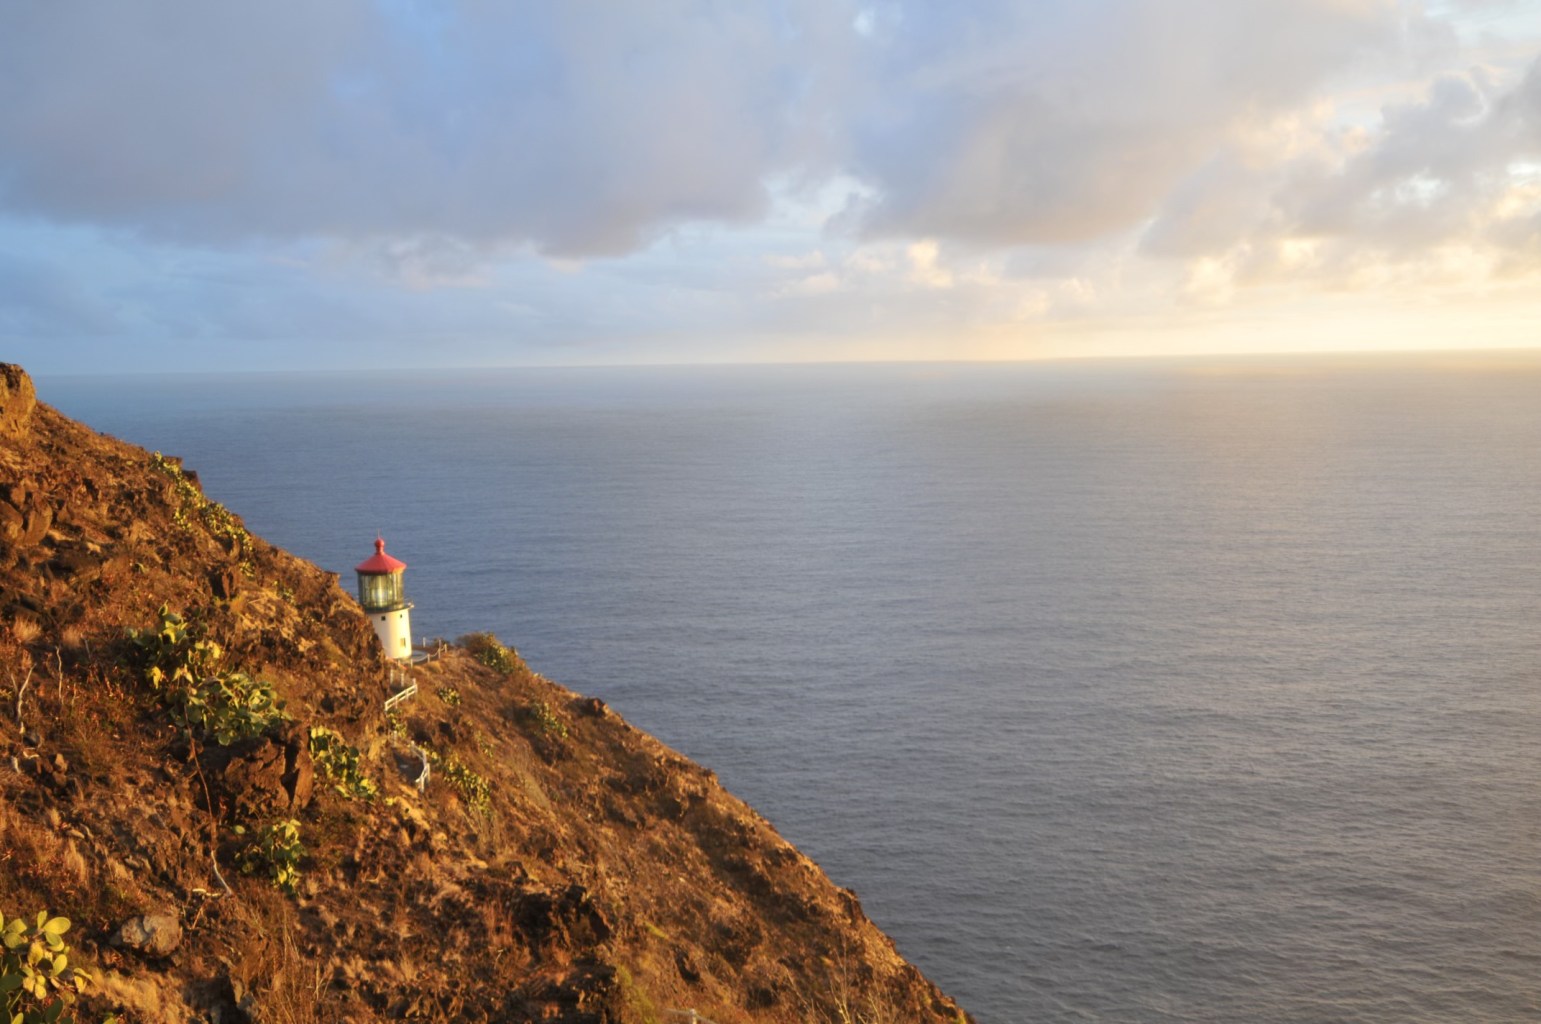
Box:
[0,365,971,1024]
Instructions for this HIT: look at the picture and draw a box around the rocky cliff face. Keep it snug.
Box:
[0,366,971,1024]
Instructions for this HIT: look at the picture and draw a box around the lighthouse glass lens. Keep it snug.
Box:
[358,572,401,609]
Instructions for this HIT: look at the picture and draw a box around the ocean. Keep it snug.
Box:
[41,354,1541,1023]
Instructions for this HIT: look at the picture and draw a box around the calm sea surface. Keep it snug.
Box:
[42,355,1541,1023]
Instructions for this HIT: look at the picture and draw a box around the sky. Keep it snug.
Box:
[2,0,1541,373]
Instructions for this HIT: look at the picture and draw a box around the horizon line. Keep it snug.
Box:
[27,342,1541,381]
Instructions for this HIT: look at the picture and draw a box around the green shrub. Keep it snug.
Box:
[168,671,288,747]
[308,727,378,801]
[150,452,251,553]
[457,632,526,676]
[236,820,305,895]
[421,746,490,813]
[526,699,568,741]
[0,910,93,1024]
[435,686,461,707]
[125,605,222,692]
[127,606,287,746]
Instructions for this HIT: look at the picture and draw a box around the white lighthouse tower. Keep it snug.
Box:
[355,536,413,660]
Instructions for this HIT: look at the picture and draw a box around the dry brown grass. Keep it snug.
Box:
[93,970,196,1024]
[9,616,41,645]
[778,942,912,1024]
[0,797,91,910]
[230,890,334,1024]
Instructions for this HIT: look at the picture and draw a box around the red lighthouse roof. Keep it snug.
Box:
[355,536,406,574]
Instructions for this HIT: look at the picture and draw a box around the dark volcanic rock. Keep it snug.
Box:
[221,731,314,817]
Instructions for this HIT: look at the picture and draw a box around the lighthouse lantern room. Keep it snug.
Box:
[356,536,413,660]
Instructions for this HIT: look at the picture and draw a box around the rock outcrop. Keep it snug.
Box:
[0,362,35,440]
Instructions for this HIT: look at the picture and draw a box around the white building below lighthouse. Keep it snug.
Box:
[355,536,413,660]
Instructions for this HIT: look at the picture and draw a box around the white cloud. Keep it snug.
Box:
[765,251,828,270]
[843,0,1429,246]
[0,0,1473,261]
[3,0,1541,370]
[906,240,953,288]
[777,271,843,296]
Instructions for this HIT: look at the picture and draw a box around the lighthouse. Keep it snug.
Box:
[355,536,413,660]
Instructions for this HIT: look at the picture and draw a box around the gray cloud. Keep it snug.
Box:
[1138,153,1279,258]
[1145,56,1541,280]
[0,0,1529,272]
[843,0,1428,245]
[0,1,850,257]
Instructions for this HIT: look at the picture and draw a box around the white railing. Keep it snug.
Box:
[410,743,431,791]
[665,1011,723,1024]
[414,637,448,663]
[384,681,418,712]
